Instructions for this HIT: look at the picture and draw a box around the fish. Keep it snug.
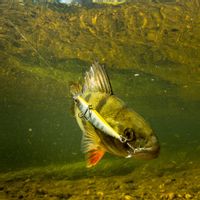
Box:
[72,95,123,141]
[70,62,160,167]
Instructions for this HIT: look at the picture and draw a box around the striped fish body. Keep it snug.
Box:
[70,63,160,167]
[73,95,122,141]
[74,91,130,157]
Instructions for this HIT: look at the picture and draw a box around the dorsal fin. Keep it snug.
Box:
[83,62,113,95]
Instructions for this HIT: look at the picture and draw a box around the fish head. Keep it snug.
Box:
[116,109,160,159]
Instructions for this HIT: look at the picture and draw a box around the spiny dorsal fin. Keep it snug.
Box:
[83,62,113,95]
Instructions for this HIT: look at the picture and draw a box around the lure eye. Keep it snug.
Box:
[124,128,136,142]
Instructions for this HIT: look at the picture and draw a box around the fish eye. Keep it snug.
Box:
[124,128,136,141]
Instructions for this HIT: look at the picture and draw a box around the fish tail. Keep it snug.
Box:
[69,81,82,96]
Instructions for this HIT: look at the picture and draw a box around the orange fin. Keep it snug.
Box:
[86,149,105,168]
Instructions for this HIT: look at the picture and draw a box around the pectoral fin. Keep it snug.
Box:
[81,123,106,167]
[87,149,105,168]
[81,124,100,153]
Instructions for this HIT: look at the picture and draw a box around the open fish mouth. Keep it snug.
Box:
[126,136,160,159]
[127,145,160,159]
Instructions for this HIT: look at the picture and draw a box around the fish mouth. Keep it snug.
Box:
[127,136,160,159]
[132,144,160,159]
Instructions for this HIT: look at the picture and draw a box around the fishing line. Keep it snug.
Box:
[6,19,50,67]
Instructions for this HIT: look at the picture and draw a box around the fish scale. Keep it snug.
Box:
[70,62,160,167]
[74,95,122,141]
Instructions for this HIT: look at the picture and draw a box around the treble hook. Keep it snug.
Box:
[78,105,93,121]
[119,136,139,154]
[126,142,136,152]
[119,135,128,143]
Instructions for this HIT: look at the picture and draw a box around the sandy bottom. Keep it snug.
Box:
[0,159,200,200]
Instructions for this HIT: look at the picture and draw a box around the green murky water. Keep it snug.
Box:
[0,1,200,199]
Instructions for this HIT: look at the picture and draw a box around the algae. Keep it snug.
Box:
[1,0,200,88]
[0,1,200,199]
